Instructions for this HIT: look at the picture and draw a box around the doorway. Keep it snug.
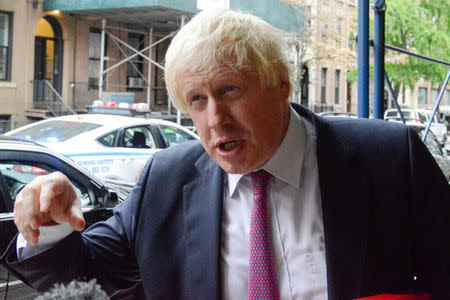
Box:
[300,65,309,107]
[33,16,63,103]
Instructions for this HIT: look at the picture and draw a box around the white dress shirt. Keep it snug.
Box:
[221,107,327,299]
[17,107,327,299]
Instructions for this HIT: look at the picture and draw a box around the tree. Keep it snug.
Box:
[282,0,357,104]
[348,0,450,100]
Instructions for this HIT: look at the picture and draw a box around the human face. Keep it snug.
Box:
[178,65,290,174]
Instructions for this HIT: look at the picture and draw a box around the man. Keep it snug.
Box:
[2,9,449,300]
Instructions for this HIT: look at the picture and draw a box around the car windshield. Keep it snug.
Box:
[9,120,102,143]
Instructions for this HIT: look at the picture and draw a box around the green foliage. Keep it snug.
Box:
[349,0,449,93]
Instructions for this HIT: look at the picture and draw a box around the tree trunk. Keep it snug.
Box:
[394,84,401,106]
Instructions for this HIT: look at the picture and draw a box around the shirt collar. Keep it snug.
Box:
[227,107,307,197]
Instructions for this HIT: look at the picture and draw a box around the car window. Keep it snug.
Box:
[385,111,397,118]
[98,130,118,147]
[9,120,102,143]
[159,125,197,147]
[121,126,155,149]
[0,162,91,212]
[417,112,427,123]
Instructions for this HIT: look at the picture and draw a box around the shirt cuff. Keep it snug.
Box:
[17,223,74,260]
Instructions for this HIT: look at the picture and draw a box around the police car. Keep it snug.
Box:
[5,114,199,183]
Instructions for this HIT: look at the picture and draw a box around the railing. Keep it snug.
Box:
[32,80,76,117]
[0,120,10,133]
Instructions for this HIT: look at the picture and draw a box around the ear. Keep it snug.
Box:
[279,79,290,101]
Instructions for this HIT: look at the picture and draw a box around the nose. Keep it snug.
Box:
[207,98,231,130]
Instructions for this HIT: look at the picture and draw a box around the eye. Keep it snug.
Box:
[191,95,201,102]
[225,86,238,93]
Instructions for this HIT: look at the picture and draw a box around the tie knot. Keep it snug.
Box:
[250,169,271,191]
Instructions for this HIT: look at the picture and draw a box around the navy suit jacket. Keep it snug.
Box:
[2,104,450,299]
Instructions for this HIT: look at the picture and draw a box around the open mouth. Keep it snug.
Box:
[220,140,239,151]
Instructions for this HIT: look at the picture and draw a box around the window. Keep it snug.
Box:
[126,33,145,91]
[417,112,427,123]
[348,32,355,51]
[158,125,197,147]
[8,120,102,143]
[336,17,342,34]
[334,70,340,104]
[121,126,155,149]
[98,131,118,147]
[321,68,327,104]
[0,162,90,212]
[431,88,439,104]
[321,23,328,42]
[0,115,10,133]
[418,87,427,105]
[88,29,105,90]
[0,11,12,81]
[154,38,171,106]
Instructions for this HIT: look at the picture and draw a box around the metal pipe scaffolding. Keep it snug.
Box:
[357,0,370,118]
[373,0,386,119]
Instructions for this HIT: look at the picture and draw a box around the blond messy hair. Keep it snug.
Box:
[164,9,293,112]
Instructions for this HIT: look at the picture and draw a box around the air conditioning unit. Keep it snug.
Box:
[128,77,144,88]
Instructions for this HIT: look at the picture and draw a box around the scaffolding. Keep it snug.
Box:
[96,16,187,124]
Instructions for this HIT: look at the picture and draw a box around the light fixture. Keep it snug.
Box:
[32,0,39,9]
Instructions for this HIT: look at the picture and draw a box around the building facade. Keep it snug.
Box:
[0,0,303,130]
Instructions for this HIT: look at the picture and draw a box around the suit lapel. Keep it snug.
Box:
[183,152,225,299]
[292,104,369,299]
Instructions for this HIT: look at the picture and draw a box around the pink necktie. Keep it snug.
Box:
[248,170,279,299]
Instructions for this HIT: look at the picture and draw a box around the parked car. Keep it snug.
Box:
[5,114,199,183]
[0,135,126,299]
[390,121,450,183]
[384,108,448,145]
[318,111,358,118]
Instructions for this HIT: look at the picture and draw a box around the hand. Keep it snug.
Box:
[14,172,85,245]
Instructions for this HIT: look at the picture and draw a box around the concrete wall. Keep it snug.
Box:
[0,1,42,128]
[0,2,78,128]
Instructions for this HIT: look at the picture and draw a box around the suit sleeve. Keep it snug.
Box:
[0,154,156,296]
[406,127,450,298]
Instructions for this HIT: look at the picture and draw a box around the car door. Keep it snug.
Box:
[0,150,116,298]
[97,126,159,182]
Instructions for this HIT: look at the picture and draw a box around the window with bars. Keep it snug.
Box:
[0,115,10,133]
[0,11,12,81]
[418,87,427,105]
[126,33,145,91]
[154,38,171,106]
[88,29,106,90]
[431,88,439,104]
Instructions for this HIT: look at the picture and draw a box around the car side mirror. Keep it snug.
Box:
[99,188,118,207]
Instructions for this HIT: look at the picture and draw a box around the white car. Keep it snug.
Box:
[384,108,447,145]
[5,114,199,183]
